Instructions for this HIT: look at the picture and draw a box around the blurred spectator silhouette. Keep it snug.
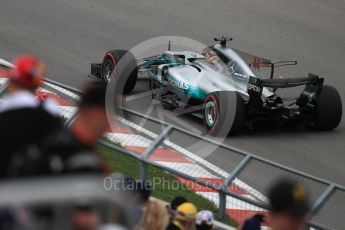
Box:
[238,178,310,230]
[0,206,32,230]
[195,210,213,230]
[5,82,111,177]
[36,82,111,175]
[122,178,151,225]
[169,196,187,211]
[0,55,61,179]
[72,205,100,230]
[123,179,151,207]
[167,196,188,222]
[136,200,169,230]
[166,202,197,230]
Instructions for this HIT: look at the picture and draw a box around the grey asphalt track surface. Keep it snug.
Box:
[1,0,345,185]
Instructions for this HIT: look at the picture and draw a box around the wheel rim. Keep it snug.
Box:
[103,59,114,83]
[205,101,217,127]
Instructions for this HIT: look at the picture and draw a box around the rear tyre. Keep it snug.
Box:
[308,85,342,130]
[101,50,138,94]
[203,91,245,136]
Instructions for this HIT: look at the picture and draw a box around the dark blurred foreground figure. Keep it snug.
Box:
[7,82,111,176]
[0,55,61,178]
[122,178,152,225]
[72,205,100,230]
[0,206,32,230]
[238,179,310,230]
[167,196,188,223]
[125,179,152,209]
[169,196,188,211]
[40,82,111,174]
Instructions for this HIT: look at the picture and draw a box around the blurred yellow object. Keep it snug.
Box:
[175,202,197,221]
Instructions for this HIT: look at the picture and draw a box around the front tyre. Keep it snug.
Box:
[101,50,138,94]
[203,91,245,136]
[308,85,342,130]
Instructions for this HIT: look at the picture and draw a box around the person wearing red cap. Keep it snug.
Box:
[0,55,61,179]
[0,55,59,114]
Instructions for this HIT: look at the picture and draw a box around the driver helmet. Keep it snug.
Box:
[204,51,217,64]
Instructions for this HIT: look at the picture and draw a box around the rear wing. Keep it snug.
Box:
[259,73,323,89]
[247,73,324,107]
[248,73,323,91]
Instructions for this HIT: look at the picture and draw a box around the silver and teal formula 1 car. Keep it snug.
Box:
[90,37,342,136]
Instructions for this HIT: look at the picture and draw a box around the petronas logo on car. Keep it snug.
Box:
[169,78,189,90]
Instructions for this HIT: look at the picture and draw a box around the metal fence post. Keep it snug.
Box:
[65,112,78,127]
[140,160,148,182]
[219,155,252,221]
[0,81,8,97]
[219,191,227,221]
[310,184,336,215]
[139,125,173,181]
